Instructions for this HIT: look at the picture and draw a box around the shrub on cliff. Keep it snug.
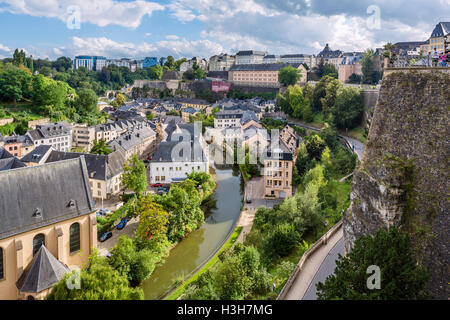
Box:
[316,227,430,300]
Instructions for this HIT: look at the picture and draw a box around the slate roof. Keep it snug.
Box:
[0,146,13,159]
[16,245,69,293]
[236,50,267,56]
[0,157,94,240]
[229,63,302,72]
[27,122,72,141]
[21,145,53,164]
[45,150,125,181]
[0,157,27,171]
[108,124,156,152]
[265,139,293,161]
[430,22,450,38]
[182,107,200,114]
[240,110,259,125]
[281,54,310,58]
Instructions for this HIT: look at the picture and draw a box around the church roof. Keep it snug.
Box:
[16,245,69,293]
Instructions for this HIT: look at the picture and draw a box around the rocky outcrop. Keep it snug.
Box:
[344,71,449,299]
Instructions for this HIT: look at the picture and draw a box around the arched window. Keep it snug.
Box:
[0,247,4,280]
[32,234,45,256]
[69,223,81,254]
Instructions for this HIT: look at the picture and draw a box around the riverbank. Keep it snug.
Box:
[141,167,243,299]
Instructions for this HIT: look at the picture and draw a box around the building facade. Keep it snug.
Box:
[26,121,73,152]
[228,63,307,88]
[235,50,267,65]
[420,22,450,54]
[209,54,236,71]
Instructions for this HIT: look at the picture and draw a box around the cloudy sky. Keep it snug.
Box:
[0,0,448,60]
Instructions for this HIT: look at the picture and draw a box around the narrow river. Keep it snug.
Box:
[142,166,242,299]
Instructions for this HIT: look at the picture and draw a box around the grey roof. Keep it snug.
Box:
[21,145,53,163]
[0,146,13,159]
[0,157,27,171]
[16,245,69,293]
[318,44,342,58]
[229,63,302,72]
[182,107,200,114]
[152,123,206,163]
[281,54,311,58]
[108,124,156,152]
[236,50,267,56]
[27,122,72,141]
[240,110,259,125]
[265,139,293,161]
[430,22,450,38]
[45,150,125,181]
[0,157,94,240]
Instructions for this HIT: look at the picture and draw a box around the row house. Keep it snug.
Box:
[0,157,97,300]
[26,121,72,152]
[45,150,125,201]
[2,134,34,158]
[108,123,157,161]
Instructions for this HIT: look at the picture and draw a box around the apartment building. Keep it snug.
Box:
[209,54,236,71]
[72,124,96,152]
[108,123,157,160]
[420,22,450,54]
[26,121,73,152]
[228,63,307,88]
[263,140,294,199]
[235,50,268,65]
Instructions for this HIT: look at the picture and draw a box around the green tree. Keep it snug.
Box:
[317,228,430,300]
[75,88,98,114]
[331,87,364,130]
[323,64,338,79]
[149,65,163,80]
[262,223,300,260]
[12,49,27,67]
[136,196,171,239]
[90,139,113,155]
[321,79,343,115]
[278,66,301,86]
[46,250,144,300]
[122,155,148,197]
[348,73,362,84]
[361,49,376,84]
[0,67,32,105]
[305,134,326,161]
[311,75,334,112]
[164,56,176,70]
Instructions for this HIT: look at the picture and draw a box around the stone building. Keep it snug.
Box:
[209,54,235,71]
[26,121,72,152]
[0,157,97,300]
[228,63,307,88]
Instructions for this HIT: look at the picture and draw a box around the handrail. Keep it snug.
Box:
[277,219,343,300]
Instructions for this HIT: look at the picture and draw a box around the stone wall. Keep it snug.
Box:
[0,118,14,126]
[343,71,449,299]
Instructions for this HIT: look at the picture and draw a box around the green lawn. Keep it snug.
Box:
[165,226,243,300]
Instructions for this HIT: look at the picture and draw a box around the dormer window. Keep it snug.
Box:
[68,199,76,208]
[32,208,42,218]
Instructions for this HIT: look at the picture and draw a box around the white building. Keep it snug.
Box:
[149,123,209,184]
[209,54,236,71]
[235,50,267,65]
[26,121,73,152]
[180,57,208,73]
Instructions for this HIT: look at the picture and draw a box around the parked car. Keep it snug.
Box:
[152,183,163,188]
[97,208,111,216]
[99,231,112,242]
[116,218,128,230]
[246,196,252,204]
[157,187,169,195]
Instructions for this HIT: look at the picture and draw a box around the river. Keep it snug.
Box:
[142,166,243,299]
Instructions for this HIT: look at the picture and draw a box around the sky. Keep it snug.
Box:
[0,0,449,60]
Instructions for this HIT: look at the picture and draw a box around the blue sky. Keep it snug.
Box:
[0,0,449,60]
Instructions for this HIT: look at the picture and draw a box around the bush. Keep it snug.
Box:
[262,223,300,260]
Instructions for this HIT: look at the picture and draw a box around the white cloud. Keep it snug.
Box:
[53,36,224,59]
[145,33,152,37]
[165,35,179,40]
[0,0,165,29]
[0,43,11,52]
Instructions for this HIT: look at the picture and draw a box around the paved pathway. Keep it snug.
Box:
[286,119,365,160]
[302,237,345,300]
[283,228,343,300]
[98,217,139,256]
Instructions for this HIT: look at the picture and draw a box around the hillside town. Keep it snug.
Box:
[0,15,448,305]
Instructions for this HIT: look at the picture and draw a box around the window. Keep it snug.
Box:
[32,234,45,256]
[161,176,165,181]
[70,223,81,254]
[0,247,3,280]
[98,191,101,197]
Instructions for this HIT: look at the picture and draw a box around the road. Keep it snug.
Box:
[302,237,345,300]
[286,119,365,160]
[283,227,343,300]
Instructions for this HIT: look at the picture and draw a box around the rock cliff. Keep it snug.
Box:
[343,71,449,299]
